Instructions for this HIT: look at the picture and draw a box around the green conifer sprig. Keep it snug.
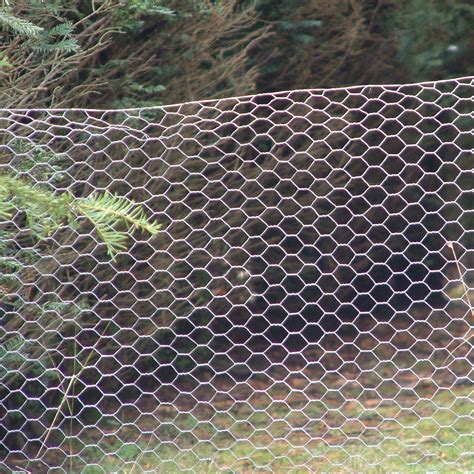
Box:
[74,192,161,257]
[0,173,160,259]
[0,7,43,37]
[0,335,28,377]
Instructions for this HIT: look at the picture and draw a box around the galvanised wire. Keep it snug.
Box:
[0,76,472,472]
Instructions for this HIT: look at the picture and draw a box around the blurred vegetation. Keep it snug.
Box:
[0,0,472,108]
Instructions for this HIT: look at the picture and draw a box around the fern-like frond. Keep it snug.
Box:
[25,20,79,53]
[0,256,21,272]
[0,173,73,238]
[0,173,159,259]
[32,38,80,53]
[0,333,56,383]
[74,192,160,258]
[0,8,43,37]
[76,192,160,233]
[0,335,27,375]
[43,21,74,38]
[0,335,24,353]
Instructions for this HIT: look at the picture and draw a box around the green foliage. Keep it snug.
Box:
[251,0,323,83]
[0,172,159,257]
[0,51,12,69]
[8,141,65,183]
[386,0,474,80]
[0,0,182,107]
[0,173,73,238]
[0,7,43,37]
[0,153,160,453]
[74,192,161,257]
[114,0,174,31]
[0,335,27,377]
[0,332,55,384]
[0,155,159,380]
[0,4,78,53]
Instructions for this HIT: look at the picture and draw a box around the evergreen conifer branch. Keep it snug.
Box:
[0,173,160,258]
[0,335,28,377]
[0,8,43,37]
[0,173,72,239]
[74,192,161,258]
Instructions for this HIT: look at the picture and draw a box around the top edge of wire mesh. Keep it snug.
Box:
[2,76,473,114]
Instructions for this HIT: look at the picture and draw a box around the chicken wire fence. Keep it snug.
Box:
[0,76,472,473]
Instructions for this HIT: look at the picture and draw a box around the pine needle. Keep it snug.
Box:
[74,192,161,258]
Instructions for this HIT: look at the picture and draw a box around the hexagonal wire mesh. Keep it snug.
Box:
[0,76,472,472]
